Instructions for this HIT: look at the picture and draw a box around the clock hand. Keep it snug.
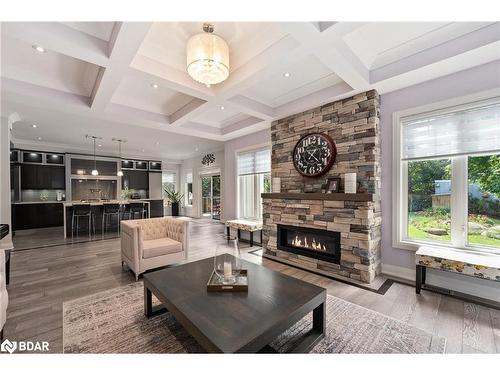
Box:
[307,149,320,162]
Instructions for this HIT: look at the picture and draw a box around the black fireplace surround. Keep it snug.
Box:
[277,224,341,264]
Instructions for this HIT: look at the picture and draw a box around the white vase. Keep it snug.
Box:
[344,173,357,194]
[272,177,281,193]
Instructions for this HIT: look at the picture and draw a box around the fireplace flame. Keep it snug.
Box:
[291,235,327,252]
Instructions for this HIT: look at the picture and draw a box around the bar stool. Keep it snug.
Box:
[102,203,121,235]
[72,204,94,240]
[129,202,147,219]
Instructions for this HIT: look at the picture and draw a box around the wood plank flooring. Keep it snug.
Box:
[3,219,499,353]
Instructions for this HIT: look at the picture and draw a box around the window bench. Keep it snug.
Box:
[226,219,263,247]
[415,246,500,294]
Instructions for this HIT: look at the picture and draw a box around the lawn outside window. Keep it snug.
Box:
[393,91,500,254]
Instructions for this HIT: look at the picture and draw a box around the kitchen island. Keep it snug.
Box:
[62,200,161,238]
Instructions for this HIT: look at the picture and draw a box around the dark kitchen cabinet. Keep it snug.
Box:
[12,203,64,230]
[10,150,20,163]
[121,160,134,170]
[45,153,65,165]
[149,161,162,171]
[148,200,164,218]
[135,161,148,170]
[122,170,149,190]
[22,151,43,164]
[50,166,65,189]
[21,164,38,189]
[21,165,65,190]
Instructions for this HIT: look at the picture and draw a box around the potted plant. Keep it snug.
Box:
[163,187,184,217]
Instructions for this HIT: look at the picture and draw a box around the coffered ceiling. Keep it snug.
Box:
[1,21,499,161]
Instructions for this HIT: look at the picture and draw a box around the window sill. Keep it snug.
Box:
[394,237,499,256]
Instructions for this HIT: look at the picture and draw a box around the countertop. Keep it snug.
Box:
[12,201,65,205]
[63,199,152,207]
[12,199,163,206]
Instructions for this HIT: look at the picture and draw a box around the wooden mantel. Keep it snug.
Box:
[261,192,374,202]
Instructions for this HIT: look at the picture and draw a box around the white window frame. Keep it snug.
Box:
[235,145,271,220]
[392,88,500,254]
[185,171,193,207]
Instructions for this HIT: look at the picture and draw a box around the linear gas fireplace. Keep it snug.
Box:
[277,224,341,264]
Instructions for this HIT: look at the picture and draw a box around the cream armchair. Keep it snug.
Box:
[121,217,189,281]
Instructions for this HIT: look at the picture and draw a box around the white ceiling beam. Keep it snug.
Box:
[169,98,207,123]
[221,116,265,135]
[226,95,275,120]
[370,22,500,83]
[2,76,224,141]
[129,56,213,100]
[374,44,500,95]
[2,22,110,67]
[89,22,152,111]
[280,22,369,89]
[274,82,353,118]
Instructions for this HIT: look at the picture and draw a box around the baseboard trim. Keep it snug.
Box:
[381,263,415,282]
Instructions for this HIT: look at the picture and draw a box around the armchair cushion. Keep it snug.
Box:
[143,238,183,259]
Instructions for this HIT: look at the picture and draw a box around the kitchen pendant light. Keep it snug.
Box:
[112,138,127,177]
[186,23,229,86]
[86,135,102,176]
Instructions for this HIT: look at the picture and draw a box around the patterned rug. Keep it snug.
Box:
[63,282,446,353]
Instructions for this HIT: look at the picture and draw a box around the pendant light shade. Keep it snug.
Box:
[187,23,229,86]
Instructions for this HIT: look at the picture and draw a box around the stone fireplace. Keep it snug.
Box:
[262,90,381,283]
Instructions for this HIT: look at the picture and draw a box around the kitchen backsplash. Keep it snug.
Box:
[21,189,66,202]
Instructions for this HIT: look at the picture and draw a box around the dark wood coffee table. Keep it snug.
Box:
[143,255,326,353]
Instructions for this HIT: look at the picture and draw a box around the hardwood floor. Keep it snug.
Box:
[3,219,499,353]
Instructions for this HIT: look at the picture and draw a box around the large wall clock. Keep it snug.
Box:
[292,133,337,177]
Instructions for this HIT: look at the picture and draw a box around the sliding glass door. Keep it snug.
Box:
[201,175,221,220]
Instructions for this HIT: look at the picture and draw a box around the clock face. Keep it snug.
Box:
[293,133,336,177]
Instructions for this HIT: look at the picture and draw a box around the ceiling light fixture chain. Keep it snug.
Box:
[112,138,127,177]
[86,134,103,176]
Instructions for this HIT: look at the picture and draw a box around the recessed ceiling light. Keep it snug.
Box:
[142,149,145,153]
[195,147,199,152]
[37,136,42,141]
[151,83,159,89]
[98,144,102,147]
[283,72,291,78]
[32,44,46,53]
[155,141,160,146]
[220,106,225,110]
[206,84,211,88]
[32,124,38,128]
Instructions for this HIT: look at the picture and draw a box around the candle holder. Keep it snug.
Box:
[213,235,241,284]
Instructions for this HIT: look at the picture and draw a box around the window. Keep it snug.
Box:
[161,172,176,197]
[237,148,271,220]
[394,97,500,253]
[467,155,500,248]
[185,172,193,206]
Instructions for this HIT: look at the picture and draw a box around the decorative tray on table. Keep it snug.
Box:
[207,270,248,292]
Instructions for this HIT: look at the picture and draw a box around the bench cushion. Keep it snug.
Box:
[226,219,263,232]
[416,246,500,282]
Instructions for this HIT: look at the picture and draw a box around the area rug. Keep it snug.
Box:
[63,282,446,353]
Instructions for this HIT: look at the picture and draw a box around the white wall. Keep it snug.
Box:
[222,129,271,222]
[0,117,13,251]
[380,60,500,301]
[179,150,224,218]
